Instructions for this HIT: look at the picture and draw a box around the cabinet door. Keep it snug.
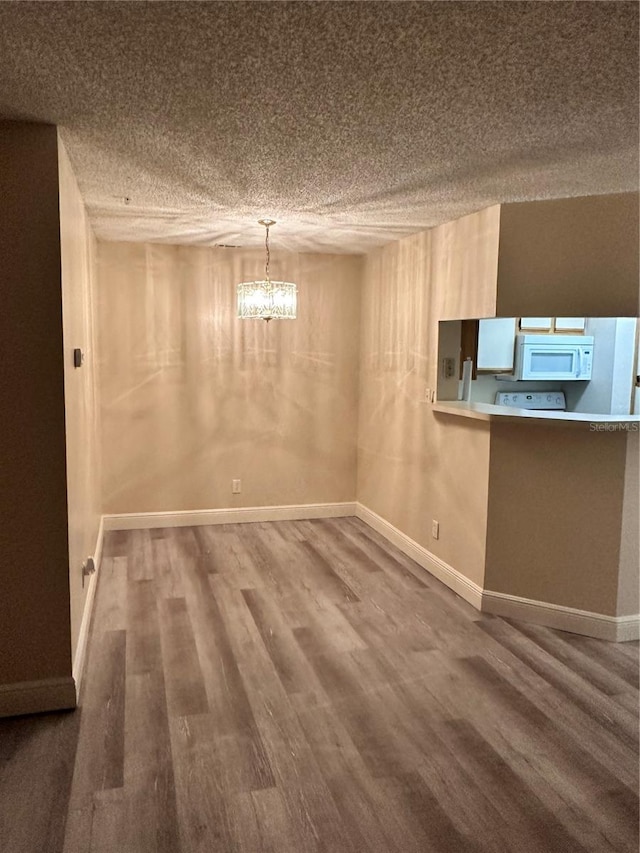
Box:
[477,318,516,371]
[520,316,553,331]
[555,317,586,332]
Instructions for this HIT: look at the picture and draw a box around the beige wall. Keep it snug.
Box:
[357,198,638,618]
[485,423,628,615]
[58,138,102,662]
[97,243,361,513]
[489,192,639,617]
[435,205,501,321]
[497,193,639,317]
[3,129,634,705]
[0,122,72,685]
[357,207,500,587]
[618,433,640,617]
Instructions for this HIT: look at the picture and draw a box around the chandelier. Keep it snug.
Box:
[237,219,297,321]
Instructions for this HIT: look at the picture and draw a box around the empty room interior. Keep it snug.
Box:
[1,3,639,852]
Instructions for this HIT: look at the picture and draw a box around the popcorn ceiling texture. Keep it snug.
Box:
[0,1,637,253]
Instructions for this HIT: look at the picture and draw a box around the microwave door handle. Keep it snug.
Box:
[576,349,582,378]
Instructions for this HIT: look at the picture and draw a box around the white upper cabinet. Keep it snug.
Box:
[477,318,517,371]
[555,317,586,332]
[520,317,553,331]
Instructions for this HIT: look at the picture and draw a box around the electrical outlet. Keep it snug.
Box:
[431,520,440,540]
[81,556,96,589]
[423,387,434,403]
[232,479,241,494]
[442,357,455,379]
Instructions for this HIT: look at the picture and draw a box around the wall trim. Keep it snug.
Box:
[481,589,640,643]
[615,615,640,643]
[0,677,76,719]
[354,502,638,642]
[98,502,638,643]
[355,503,484,609]
[103,502,358,531]
[72,514,104,698]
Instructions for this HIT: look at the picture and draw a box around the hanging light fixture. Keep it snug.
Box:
[237,219,297,321]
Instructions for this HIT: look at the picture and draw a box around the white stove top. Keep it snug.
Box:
[495,391,566,410]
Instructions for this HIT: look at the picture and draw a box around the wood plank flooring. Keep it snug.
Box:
[1,517,638,852]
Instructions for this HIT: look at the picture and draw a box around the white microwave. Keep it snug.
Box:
[513,334,594,381]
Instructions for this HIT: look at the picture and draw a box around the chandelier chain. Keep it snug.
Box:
[265,223,270,281]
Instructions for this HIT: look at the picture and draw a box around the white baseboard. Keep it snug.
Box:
[99,501,638,644]
[482,590,640,642]
[355,503,484,609]
[615,615,640,643]
[354,503,639,642]
[103,501,357,531]
[0,676,76,718]
[72,514,104,697]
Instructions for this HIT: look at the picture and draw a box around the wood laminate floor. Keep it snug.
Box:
[1,517,638,852]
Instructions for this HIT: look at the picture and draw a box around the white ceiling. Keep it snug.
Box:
[0,1,637,253]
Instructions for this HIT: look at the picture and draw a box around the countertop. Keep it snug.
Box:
[433,400,640,427]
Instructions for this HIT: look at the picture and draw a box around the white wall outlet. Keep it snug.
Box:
[431,520,440,540]
[232,479,241,494]
[424,387,434,403]
[442,357,456,379]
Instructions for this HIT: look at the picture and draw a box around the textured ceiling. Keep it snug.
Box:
[0,1,638,253]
